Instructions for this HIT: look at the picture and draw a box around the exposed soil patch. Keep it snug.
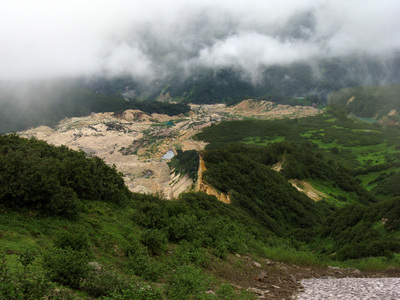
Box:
[290,179,329,201]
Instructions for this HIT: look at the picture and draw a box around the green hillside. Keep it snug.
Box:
[188,107,400,261]
[0,135,324,299]
[195,106,400,200]
[328,85,400,121]
[1,113,400,298]
[316,197,400,260]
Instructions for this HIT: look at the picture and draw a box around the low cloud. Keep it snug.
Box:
[1,0,399,81]
[195,32,321,82]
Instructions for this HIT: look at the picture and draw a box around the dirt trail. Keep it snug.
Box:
[289,179,329,201]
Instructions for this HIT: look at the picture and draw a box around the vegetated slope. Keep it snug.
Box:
[0,134,131,216]
[0,83,189,133]
[1,130,399,299]
[187,108,400,260]
[169,133,400,261]
[195,106,400,200]
[316,197,400,260]
[328,85,400,124]
[0,134,325,299]
[204,143,375,206]
[0,135,255,298]
[199,146,334,236]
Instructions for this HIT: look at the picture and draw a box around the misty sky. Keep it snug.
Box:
[1,0,399,81]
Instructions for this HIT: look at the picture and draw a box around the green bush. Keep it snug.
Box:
[105,283,165,300]
[166,265,210,300]
[0,134,131,216]
[54,230,90,253]
[126,244,165,281]
[173,241,210,267]
[132,198,168,229]
[42,247,90,289]
[84,267,128,298]
[140,229,168,256]
[0,251,50,300]
[167,213,200,242]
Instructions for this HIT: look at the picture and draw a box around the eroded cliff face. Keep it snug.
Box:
[195,156,231,204]
[168,172,193,199]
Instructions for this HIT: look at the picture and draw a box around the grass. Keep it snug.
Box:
[262,245,328,267]
[307,179,357,205]
[0,200,293,298]
[335,255,400,271]
[243,136,285,145]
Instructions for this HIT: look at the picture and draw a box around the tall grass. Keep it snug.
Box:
[334,255,400,271]
[262,245,328,267]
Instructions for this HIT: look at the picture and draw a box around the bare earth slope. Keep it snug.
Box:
[20,100,321,198]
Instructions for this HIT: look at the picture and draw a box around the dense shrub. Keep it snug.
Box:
[105,283,164,300]
[372,173,400,198]
[0,252,50,300]
[167,213,201,242]
[166,265,210,300]
[42,247,90,289]
[0,134,131,216]
[173,241,210,267]
[318,198,400,260]
[140,229,168,256]
[54,230,90,253]
[201,148,326,234]
[84,267,129,298]
[132,197,168,229]
[125,241,165,281]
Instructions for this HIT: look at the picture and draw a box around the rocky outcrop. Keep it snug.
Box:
[195,156,231,204]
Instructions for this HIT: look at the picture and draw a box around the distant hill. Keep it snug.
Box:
[328,85,400,124]
[1,52,399,133]
[87,53,400,105]
[0,82,189,133]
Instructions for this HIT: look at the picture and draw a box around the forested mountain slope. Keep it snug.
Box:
[88,53,400,106]
[328,85,400,125]
[194,107,400,200]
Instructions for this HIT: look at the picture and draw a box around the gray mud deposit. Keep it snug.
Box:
[296,277,400,299]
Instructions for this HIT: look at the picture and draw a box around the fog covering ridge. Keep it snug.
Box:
[1,0,399,83]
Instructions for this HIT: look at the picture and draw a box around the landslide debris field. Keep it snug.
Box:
[20,100,320,198]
